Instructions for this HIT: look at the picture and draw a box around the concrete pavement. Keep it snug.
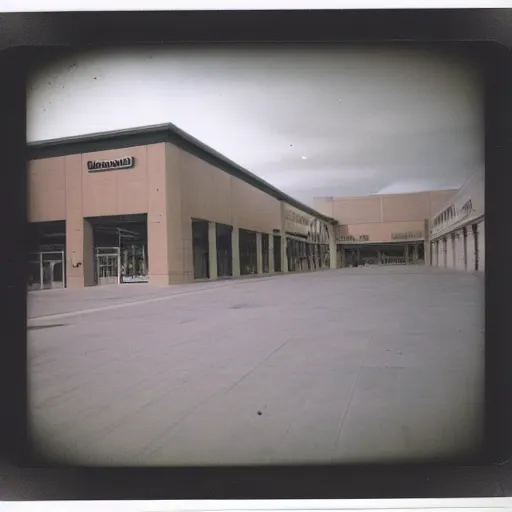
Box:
[27,266,485,466]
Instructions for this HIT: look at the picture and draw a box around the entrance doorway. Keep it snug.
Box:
[273,233,282,272]
[192,219,209,280]
[239,229,257,275]
[96,247,120,285]
[28,220,66,291]
[216,223,233,278]
[88,214,148,286]
[28,251,66,290]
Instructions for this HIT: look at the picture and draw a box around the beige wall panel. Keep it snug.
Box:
[64,154,86,288]
[338,220,425,244]
[313,197,335,218]
[381,192,430,223]
[179,151,232,226]
[27,157,66,222]
[180,150,281,234]
[81,146,148,218]
[147,143,170,284]
[332,196,382,224]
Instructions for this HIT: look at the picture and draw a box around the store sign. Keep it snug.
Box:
[391,231,423,241]
[338,234,370,242]
[87,156,135,172]
[285,210,310,227]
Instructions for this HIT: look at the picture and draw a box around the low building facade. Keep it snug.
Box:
[429,171,484,272]
[27,124,338,290]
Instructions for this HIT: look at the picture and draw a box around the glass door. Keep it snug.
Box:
[96,247,120,285]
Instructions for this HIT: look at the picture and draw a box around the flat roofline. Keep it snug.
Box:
[27,123,337,225]
[430,170,484,220]
[314,188,459,202]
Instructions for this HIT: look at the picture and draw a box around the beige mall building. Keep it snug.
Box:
[314,169,484,273]
[27,124,338,290]
[27,123,485,291]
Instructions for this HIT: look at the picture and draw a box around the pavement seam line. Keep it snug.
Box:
[27,275,284,323]
[27,284,239,323]
[331,335,373,461]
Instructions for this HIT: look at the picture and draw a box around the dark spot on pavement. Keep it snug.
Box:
[231,304,253,310]
[257,411,262,416]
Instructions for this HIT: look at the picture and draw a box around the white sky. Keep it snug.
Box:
[26,45,484,206]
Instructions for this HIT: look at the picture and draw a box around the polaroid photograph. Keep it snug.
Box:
[25,43,486,467]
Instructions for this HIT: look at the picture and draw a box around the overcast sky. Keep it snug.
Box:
[26,44,484,206]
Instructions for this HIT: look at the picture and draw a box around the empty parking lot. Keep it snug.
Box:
[28,266,485,466]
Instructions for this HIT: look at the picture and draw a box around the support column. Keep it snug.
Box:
[147,143,189,285]
[403,245,409,265]
[424,218,431,266]
[231,225,240,277]
[256,232,263,274]
[328,224,337,269]
[208,221,218,280]
[413,244,419,264]
[82,219,95,286]
[280,201,289,273]
[268,232,275,273]
[64,154,89,289]
[377,249,382,265]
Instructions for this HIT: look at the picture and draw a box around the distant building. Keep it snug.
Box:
[314,174,484,272]
[314,189,457,267]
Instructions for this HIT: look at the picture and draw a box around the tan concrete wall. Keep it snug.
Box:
[146,143,175,285]
[313,197,334,218]
[337,220,425,244]
[28,144,168,287]
[81,146,149,217]
[315,190,456,246]
[283,203,315,236]
[64,154,87,288]
[381,193,430,223]
[315,190,457,227]
[28,140,333,287]
[28,145,151,222]
[27,157,66,222]
[179,148,282,234]
[331,196,382,225]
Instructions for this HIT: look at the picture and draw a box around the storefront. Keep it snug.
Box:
[283,205,334,273]
[27,123,338,289]
[335,230,425,268]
